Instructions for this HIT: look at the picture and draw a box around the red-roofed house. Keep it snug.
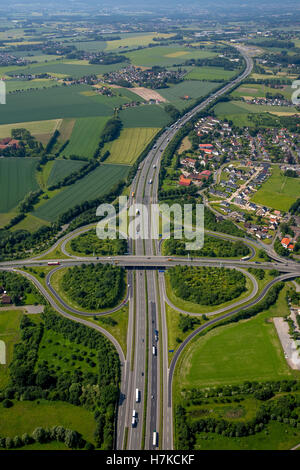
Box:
[200,170,212,177]
[179,175,191,186]
[0,138,20,150]
[281,237,291,249]
[8,139,20,148]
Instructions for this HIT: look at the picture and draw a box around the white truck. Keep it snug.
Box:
[135,388,140,403]
[153,431,158,447]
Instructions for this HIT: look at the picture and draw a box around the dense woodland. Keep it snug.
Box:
[61,264,125,310]
[168,266,246,306]
[70,230,127,256]
[163,235,249,258]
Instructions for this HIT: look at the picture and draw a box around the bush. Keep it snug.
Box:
[2,399,13,408]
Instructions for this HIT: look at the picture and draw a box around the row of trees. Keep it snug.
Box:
[185,379,300,403]
[48,160,99,191]
[0,426,93,450]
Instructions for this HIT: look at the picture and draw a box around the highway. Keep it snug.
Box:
[1,255,299,273]
[1,45,299,452]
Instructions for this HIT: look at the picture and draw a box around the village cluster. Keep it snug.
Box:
[177,116,300,248]
[102,65,187,89]
[241,96,293,107]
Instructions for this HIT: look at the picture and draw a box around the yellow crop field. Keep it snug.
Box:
[105,127,160,165]
[0,119,62,139]
[165,51,189,58]
[105,33,172,51]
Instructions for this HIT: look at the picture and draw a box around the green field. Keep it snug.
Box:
[251,166,300,212]
[72,40,107,52]
[0,310,23,389]
[6,60,128,79]
[0,400,96,445]
[119,104,170,128]
[125,46,217,67]
[12,214,50,232]
[62,116,109,159]
[213,100,252,115]
[159,80,219,110]
[105,127,160,164]
[1,85,133,125]
[231,83,292,100]
[37,326,100,374]
[47,159,87,187]
[34,163,130,221]
[5,79,58,93]
[214,99,298,116]
[0,158,39,212]
[235,100,298,114]
[185,66,237,81]
[176,287,295,390]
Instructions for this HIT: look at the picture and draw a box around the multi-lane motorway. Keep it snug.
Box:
[1,46,299,451]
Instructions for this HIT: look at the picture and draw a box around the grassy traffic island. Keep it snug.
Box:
[166,266,252,314]
[50,263,126,313]
[173,284,300,450]
[0,308,120,450]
